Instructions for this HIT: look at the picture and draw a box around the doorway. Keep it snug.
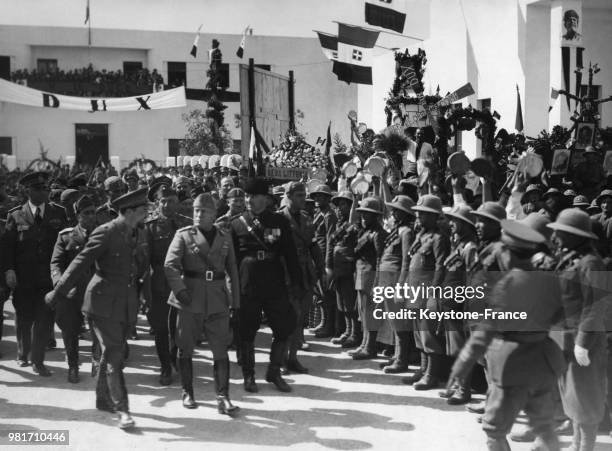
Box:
[75,124,109,170]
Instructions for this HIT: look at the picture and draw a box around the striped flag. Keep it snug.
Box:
[549,88,560,112]
[316,31,338,61]
[84,0,90,25]
[190,25,202,58]
[365,0,407,33]
[236,26,249,59]
[332,23,379,85]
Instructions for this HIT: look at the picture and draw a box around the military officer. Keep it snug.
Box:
[45,188,149,430]
[143,178,187,386]
[60,188,81,227]
[216,176,235,218]
[230,178,301,393]
[326,190,361,348]
[164,193,240,414]
[96,176,125,225]
[279,181,322,373]
[123,169,139,192]
[50,195,97,383]
[309,184,338,339]
[215,187,246,231]
[405,194,449,389]
[449,218,566,451]
[548,209,609,451]
[175,176,194,220]
[1,171,67,375]
[591,189,612,259]
[351,196,388,360]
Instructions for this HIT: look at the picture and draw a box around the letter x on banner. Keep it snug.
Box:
[0,78,186,112]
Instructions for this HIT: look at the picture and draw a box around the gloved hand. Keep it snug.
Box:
[45,290,59,309]
[5,270,17,289]
[574,344,590,366]
[176,289,192,306]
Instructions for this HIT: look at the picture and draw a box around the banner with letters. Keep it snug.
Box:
[0,78,186,112]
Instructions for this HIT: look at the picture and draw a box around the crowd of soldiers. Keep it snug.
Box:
[0,158,611,451]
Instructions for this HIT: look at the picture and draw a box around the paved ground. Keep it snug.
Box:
[1,306,612,451]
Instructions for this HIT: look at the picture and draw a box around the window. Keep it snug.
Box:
[37,58,58,74]
[352,49,363,61]
[123,61,143,77]
[0,137,12,155]
[168,139,184,157]
[478,98,491,111]
[75,124,108,169]
[218,63,230,89]
[0,56,10,80]
[167,62,187,87]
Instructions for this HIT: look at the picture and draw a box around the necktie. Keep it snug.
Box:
[35,207,42,224]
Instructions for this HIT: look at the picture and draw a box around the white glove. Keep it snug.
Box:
[574,344,590,367]
[5,270,17,289]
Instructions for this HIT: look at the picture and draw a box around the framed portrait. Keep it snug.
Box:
[560,4,583,47]
[551,148,571,175]
[574,122,595,150]
[604,151,612,176]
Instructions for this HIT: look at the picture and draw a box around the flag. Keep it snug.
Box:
[324,121,336,178]
[316,31,338,60]
[515,84,524,133]
[248,126,266,176]
[332,23,379,85]
[190,24,202,58]
[84,0,90,24]
[365,0,407,33]
[236,26,249,59]
[549,88,560,112]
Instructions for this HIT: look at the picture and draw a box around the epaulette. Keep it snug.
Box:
[59,227,74,235]
[49,201,65,210]
[177,225,193,233]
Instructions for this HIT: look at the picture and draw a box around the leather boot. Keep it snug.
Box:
[154,334,172,386]
[331,313,350,345]
[311,304,325,334]
[266,339,291,392]
[577,423,597,451]
[68,366,80,384]
[414,353,442,390]
[402,351,427,385]
[342,315,362,349]
[383,332,410,374]
[315,304,335,339]
[352,331,377,360]
[214,358,240,416]
[178,356,196,409]
[240,341,258,393]
[485,437,511,451]
[447,368,472,405]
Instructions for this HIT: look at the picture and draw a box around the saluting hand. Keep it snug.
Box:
[5,270,17,289]
[574,344,590,366]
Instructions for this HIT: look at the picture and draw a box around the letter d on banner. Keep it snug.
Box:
[42,93,60,108]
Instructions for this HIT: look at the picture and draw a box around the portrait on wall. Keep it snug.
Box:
[604,150,612,176]
[551,148,571,175]
[574,122,595,150]
[561,7,583,47]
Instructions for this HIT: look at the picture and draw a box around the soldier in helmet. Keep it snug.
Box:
[164,193,240,414]
[215,187,246,231]
[548,208,609,451]
[230,178,301,393]
[96,176,126,226]
[1,171,68,375]
[123,169,139,193]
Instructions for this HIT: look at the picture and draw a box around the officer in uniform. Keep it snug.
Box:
[2,171,67,375]
[50,195,97,383]
[164,193,240,414]
[215,187,246,231]
[279,181,322,373]
[548,209,609,451]
[449,218,566,451]
[60,189,80,227]
[230,178,301,393]
[351,196,388,360]
[309,184,337,339]
[123,169,139,193]
[405,194,450,389]
[45,188,149,430]
[591,189,612,260]
[96,176,125,226]
[143,178,187,386]
[326,190,361,348]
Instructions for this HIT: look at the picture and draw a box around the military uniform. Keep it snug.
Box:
[2,197,67,370]
[230,201,301,392]
[50,224,94,379]
[48,189,149,427]
[95,202,118,226]
[0,192,18,345]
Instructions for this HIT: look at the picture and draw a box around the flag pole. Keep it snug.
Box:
[332,21,424,41]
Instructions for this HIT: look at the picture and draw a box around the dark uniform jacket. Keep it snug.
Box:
[164,225,240,314]
[95,202,118,226]
[354,223,387,292]
[407,227,450,306]
[313,207,337,258]
[53,218,146,324]
[326,219,360,278]
[230,209,301,298]
[377,224,413,285]
[50,224,94,303]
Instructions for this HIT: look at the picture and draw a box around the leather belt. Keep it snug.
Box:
[183,269,225,281]
[245,250,276,261]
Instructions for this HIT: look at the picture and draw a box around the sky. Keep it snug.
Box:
[0,0,430,40]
